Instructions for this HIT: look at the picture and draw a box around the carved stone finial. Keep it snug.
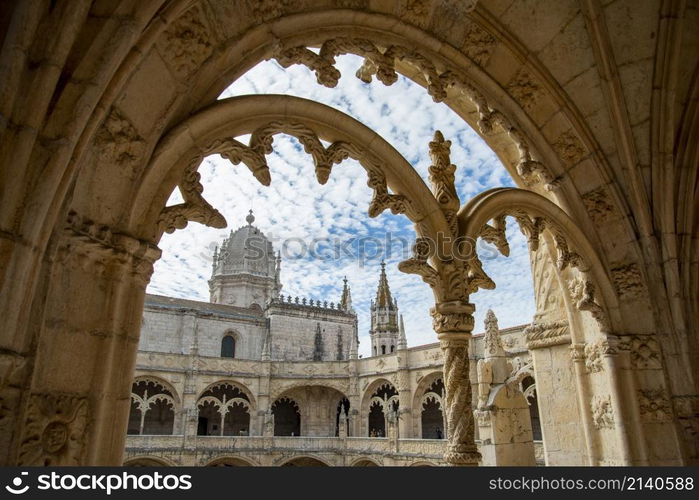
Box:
[428,131,460,234]
[246,209,255,225]
[483,309,506,358]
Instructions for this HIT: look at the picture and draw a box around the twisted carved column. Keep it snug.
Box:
[432,301,480,466]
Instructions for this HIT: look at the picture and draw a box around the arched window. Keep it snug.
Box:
[381,345,386,355]
[221,335,236,358]
[390,345,395,353]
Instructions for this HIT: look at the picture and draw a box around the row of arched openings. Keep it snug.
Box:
[127,376,540,440]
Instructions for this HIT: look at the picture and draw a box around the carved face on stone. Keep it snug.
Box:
[42,421,68,453]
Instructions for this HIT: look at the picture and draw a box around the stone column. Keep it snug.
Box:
[13,215,161,465]
[397,351,412,438]
[432,301,480,466]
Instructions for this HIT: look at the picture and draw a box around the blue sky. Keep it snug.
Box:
[147,54,536,356]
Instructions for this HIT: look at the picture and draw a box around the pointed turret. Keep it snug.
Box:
[370,261,400,356]
[375,261,394,308]
[340,276,354,313]
[397,314,407,350]
[349,327,358,360]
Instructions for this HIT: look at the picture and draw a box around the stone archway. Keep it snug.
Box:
[127,377,177,436]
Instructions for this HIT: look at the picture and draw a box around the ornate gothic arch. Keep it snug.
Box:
[132,375,181,406]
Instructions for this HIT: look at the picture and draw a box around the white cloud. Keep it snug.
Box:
[148,55,536,356]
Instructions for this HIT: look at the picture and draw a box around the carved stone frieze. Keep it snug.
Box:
[18,393,89,466]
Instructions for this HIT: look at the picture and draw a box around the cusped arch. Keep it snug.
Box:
[129,95,450,246]
[360,378,399,412]
[458,187,622,336]
[197,380,257,410]
[132,375,181,406]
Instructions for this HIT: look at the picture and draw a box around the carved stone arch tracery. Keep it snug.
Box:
[130,95,450,246]
[457,187,620,336]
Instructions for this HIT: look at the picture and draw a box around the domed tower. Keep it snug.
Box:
[370,261,401,356]
[209,210,281,308]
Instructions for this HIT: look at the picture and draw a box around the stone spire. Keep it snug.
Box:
[370,261,399,356]
[272,250,282,297]
[340,276,354,312]
[484,309,506,358]
[349,327,358,360]
[397,314,407,350]
[375,260,394,308]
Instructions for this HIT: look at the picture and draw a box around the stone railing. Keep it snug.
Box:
[124,436,544,466]
[124,435,445,466]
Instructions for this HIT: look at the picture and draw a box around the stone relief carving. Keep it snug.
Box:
[506,67,544,111]
[462,22,497,66]
[158,6,213,77]
[552,130,586,167]
[397,0,434,28]
[618,335,661,370]
[581,187,617,224]
[610,263,647,300]
[248,0,285,24]
[637,389,672,422]
[590,395,614,430]
[18,393,89,466]
[583,340,616,373]
[94,107,145,174]
[567,274,610,332]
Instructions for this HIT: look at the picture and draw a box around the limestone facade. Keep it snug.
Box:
[126,223,538,466]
